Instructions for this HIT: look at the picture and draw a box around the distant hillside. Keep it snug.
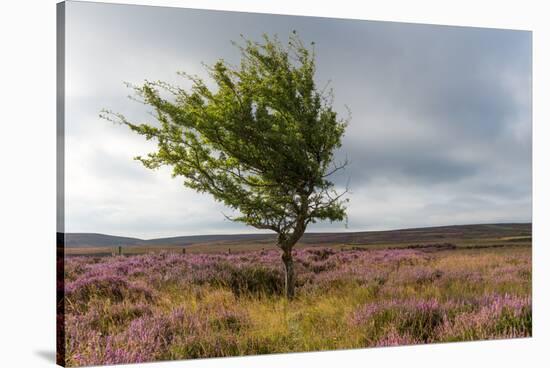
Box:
[63,223,531,248]
[64,233,143,248]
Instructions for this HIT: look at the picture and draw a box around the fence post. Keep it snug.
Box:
[118,246,122,256]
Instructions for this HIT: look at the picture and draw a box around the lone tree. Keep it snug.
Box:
[102,33,349,298]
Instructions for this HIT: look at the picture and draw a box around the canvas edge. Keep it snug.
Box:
[56,1,66,367]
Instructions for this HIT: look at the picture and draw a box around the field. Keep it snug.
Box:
[59,224,532,366]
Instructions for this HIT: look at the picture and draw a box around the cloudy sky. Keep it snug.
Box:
[63,1,532,239]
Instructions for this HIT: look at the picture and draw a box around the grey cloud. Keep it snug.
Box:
[63,2,531,237]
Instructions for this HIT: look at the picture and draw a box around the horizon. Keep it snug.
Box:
[63,221,532,241]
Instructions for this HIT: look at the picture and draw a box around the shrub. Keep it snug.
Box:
[225,264,284,296]
[351,299,445,343]
[306,247,337,261]
[85,300,152,334]
[183,260,285,297]
[398,299,445,342]
[65,275,154,311]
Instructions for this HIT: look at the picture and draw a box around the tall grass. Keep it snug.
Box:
[63,246,531,366]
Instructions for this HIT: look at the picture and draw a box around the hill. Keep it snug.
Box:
[63,223,531,249]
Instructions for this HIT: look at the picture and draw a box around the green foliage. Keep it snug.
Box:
[101,32,349,248]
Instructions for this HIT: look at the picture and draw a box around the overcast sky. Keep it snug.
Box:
[63,1,532,239]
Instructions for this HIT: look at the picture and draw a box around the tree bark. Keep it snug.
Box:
[282,248,295,299]
[278,217,306,299]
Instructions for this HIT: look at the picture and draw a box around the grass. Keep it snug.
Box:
[62,244,531,366]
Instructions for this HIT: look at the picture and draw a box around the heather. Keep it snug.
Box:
[63,246,531,366]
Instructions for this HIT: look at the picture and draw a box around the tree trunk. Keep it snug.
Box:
[282,249,295,299]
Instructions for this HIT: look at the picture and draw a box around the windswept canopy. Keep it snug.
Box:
[102,32,349,245]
